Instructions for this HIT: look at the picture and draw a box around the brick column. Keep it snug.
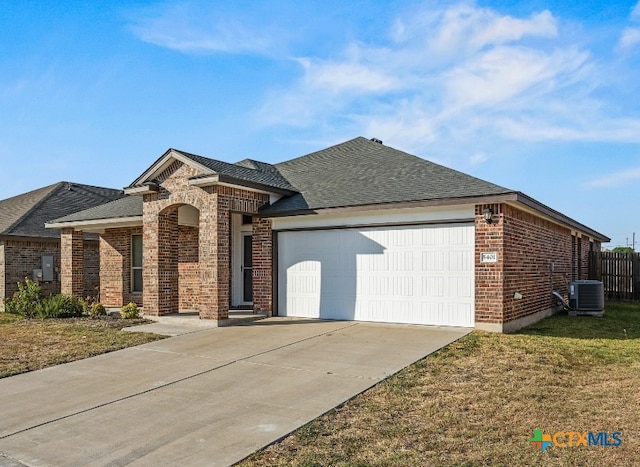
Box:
[198,193,230,320]
[474,204,504,328]
[252,217,273,315]
[158,208,179,314]
[143,205,180,316]
[143,198,160,316]
[100,231,125,307]
[61,228,84,297]
[0,241,5,310]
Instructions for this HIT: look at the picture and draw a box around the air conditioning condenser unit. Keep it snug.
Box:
[569,280,604,317]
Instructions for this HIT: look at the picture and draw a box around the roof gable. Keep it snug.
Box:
[0,182,125,238]
[127,149,214,188]
[126,148,297,195]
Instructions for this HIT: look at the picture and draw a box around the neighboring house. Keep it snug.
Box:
[0,182,125,309]
[46,137,609,332]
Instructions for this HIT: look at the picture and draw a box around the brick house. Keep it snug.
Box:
[0,182,125,309]
[46,138,609,332]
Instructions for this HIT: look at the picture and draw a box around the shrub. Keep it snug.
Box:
[83,295,107,318]
[5,278,41,317]
[121,302,140,319]
[88,302,107,318]
[34,294,84,319]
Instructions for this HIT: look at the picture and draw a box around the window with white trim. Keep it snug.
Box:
[132,234,143,293]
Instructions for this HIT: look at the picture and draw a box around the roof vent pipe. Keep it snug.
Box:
[370,138,383,144]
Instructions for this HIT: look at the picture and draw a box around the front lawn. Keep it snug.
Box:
[241,302,640,466]
[0,313,166,378]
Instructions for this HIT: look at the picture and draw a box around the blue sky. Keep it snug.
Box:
[1,1,639,248]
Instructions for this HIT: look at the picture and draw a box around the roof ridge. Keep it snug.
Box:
[274,136,367,168]
[65,182,124,202]
[173,149,241,170]
[0,182,63,235]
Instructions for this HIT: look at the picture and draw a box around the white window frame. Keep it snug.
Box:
[131,234,143,293]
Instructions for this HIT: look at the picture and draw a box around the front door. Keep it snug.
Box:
[242,233,253,303]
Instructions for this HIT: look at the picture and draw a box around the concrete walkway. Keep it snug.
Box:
[0,318,470,466]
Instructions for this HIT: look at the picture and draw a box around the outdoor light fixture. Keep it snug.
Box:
[483,207,494,224]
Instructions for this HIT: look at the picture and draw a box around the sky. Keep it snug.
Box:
[1,0,639,249]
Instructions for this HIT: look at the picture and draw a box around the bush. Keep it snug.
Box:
[121,302,140,319]
[34,294,84,319]
[5,278,41,317]
[82,295,107,319]
[87,302,107,318]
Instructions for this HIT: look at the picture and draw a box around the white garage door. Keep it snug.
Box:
[277,223,474,327]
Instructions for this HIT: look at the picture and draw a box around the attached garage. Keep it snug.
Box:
[277,223,475,327]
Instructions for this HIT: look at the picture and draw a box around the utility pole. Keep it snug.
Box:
[634,232,636,252]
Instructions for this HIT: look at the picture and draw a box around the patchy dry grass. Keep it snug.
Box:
[0,313,166,378]
[241,302,640,466]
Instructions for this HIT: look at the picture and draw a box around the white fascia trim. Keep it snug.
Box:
[130,149,214,187]
[45,216,143,231]
[188,177,281,196]
[124,185,156,195]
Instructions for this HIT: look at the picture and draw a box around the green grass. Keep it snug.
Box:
[0,313,166,378]
[241,302,640,466]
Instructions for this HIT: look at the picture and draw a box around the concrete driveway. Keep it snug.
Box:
[0,318,469,466]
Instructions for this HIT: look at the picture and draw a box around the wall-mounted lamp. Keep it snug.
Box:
[483,207,494,224]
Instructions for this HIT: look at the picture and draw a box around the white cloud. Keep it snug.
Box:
[430,5,556,53]
[469,153,488,165]
[128,3,276,55]
[587,167,640,187]
[495,117,640,143]
[443,46,588,109]
[619,27,640,49]
[389,4,556,59]
[254,1,640,157]
[299,59,401,94]
[616,2,640,50]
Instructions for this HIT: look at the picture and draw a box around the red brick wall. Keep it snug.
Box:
[252,217,273,314]
[1,239,60,300]
[475,204,505,324]
[83,241,100,298]
[1,237,99,307]
[501,204,572,323]
[178,225,199,310]
[0,241,4,307]
[61,229,84,296]
[100,227,143,307]
[475,203,602,329]
[577,235,592,281]
[158,207,179,314]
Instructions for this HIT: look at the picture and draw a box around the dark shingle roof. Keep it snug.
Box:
[262,137,513,214]
[50,138,514,224]
[170,150,297,192]
[50,195,142,223]
[0,182,124,239]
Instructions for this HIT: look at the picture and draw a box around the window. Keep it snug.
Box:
[132,234,143,293]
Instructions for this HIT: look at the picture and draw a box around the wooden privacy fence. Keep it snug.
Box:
[589,251,640,301]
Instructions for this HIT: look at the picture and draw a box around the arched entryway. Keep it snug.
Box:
[153,203,200,315]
